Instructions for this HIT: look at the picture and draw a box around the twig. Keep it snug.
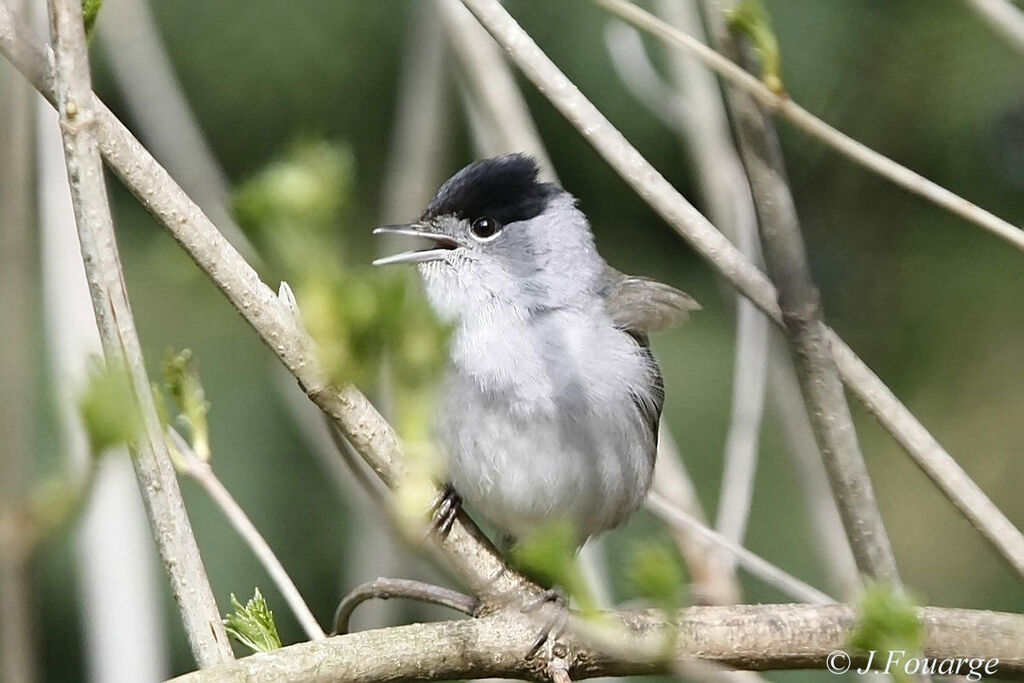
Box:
[95,0,260,264]
[455,0,1024,579]
[437,0,557,181]
[646,493,835,605]
[169,604,1024,682]
[380,1,450,225]
[331,578,477,635]
[594,0,1024,253]
[651,428,741,604]
[1,4,538,605]
[701,1,900,583]
[43,0,231,666]
[169,431,326,642]
[768,344,860,598]
[36,14,170,673]
[966,0,1024,56]
[0,10,35,677]
[643,0,771,569]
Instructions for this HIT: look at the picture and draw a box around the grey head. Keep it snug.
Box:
[375,153,700,332]
[374,154,608,321]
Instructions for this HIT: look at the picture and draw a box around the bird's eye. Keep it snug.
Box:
[469,217,502,241]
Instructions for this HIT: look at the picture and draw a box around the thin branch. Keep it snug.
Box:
[644,0,771,570]
[170,605,1024,682]
[595,0,1024,253]
[966,0,1024,56]
[437,0,557,181]
[646,493,835,605]
[95,0,259,264]
[331,578,477,635]
[43,0,231,666]
[455,0,1024,579]
[169,430,326,642]
[701,1,900,583]
[0,9,36,677]
[768,343,860,598]
[1,5,539,606]
[651,427,742,604]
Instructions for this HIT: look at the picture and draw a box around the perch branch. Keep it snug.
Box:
[170,604,1024,682]
[457,0,1024,579]
[43,0,231,666]
[594,0,1024,253]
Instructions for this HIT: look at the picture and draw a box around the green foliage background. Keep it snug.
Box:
[20,0,1024,679]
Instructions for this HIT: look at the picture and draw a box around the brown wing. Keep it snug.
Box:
[601,267,701,335]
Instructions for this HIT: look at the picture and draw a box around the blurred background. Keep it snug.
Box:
[1,0,1022,680]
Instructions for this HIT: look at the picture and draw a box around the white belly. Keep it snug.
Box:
[437,306,658,543]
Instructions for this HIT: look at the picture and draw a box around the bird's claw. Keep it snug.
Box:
[427,483,462,541]
[523,588,569,659]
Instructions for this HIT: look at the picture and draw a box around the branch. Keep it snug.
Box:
[700,0,900,583]
[646,493,835,605]
[647,0,771,572]
[456,0,1024,580]
[594,0,1024,253]
[43,0,231,666]
[437,0,558,181]
[767,344,860,598]
[331,578,477,635]
[966,0,1024,56]
[0,0,538,606]
[0,3,36,675]
[168,431,326,642]
[169,605,1024,682]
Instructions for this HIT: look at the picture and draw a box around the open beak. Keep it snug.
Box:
[372,224,467,266]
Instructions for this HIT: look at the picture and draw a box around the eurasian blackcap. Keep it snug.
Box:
[375,154,697,547]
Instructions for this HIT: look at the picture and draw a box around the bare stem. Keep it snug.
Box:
[169,431,326,642]
[169,604,1024,682]
[594,0,1024,253]
[0,9,35,677]
[331,578,477,635]
[966,0,1024,56]
[646,493,835,605]
[43,0,231,665]
[456,0,1024,579]
[701,0,900,583]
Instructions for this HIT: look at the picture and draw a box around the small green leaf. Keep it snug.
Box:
[509,520,596,614]
[162,349,211,463]
[726,0,784,94]
[223,588,282,653]
[850,581,922,683]
[82,0,102,39]
[78,357,142,455]
[624,540,686,612]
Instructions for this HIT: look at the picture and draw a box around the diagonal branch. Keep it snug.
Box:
[966,0,1024,56]
[169,605,1024,682]
[0,0,538,607]
[457,0,1024,580]
[700,0,899,583]
[43,0,231,667]
[594,0,1024,253]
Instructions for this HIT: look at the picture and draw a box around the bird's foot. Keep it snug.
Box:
[427,483,462,541]
[523,588,569,660]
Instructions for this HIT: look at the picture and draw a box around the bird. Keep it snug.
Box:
[374,154,697,551]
